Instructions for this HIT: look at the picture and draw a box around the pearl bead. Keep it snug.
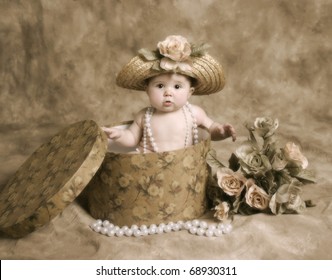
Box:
[172,224,181,231]
[217,223,225,230]
[121,226,129,231]
[156,227,164,234]
[95,219,102,226]
[116,229,124,237]
[197,228,205,236]
[149,224,157,230]
[107,229,116,236]
[148,228,157,235]
[208,224,216,231]
[205,229,214,237]
[199,221,208,228]
[223,224,232,234]
[140,225,148,231]
[101,227,108,235]
[214,229,223,237]
[192,219,200,227]
[164,225,172,233]
[93,225,102,233]
[133,229,141,237]
[131,225,139,231]
[102,220,110,227]
[184,221,192,229]
[141,228,149,236]
[189,227,197,235]
[125,229,133,237]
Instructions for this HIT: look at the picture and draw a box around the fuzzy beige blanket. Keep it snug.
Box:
[0,0,331,259]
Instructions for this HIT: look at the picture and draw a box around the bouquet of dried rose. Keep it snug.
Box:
[206,117,316,222]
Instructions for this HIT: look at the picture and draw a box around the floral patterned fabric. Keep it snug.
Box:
[87,138,211,226]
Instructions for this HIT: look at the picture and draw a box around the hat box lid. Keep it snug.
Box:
[0,120,108,238]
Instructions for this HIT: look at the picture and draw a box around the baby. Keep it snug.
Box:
[102,35,236,153]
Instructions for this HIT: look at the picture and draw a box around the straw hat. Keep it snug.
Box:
[116,35,225,96]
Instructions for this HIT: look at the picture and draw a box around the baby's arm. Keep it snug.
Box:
[101,109,145,147]
[192,105,236,142]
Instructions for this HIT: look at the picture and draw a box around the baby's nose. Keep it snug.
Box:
[164,89,172,96]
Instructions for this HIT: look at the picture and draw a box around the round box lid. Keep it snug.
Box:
[0,120,108,238]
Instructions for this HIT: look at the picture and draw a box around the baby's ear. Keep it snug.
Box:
[189,87,195,96]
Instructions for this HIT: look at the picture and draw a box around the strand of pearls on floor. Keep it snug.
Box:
[90,219,232,237]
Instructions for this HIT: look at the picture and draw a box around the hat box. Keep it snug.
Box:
[0,120,211,238]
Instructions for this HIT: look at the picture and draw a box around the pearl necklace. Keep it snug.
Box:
[143,102,199,153]
[90,219,232,237]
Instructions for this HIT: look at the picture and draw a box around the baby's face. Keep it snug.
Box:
[146,73,194,113]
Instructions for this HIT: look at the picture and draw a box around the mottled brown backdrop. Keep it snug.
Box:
[0,0,331,259]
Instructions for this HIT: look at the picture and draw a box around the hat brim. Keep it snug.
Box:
[116,54,225,96]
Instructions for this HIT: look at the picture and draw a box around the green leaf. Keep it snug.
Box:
[138,48,159,61]
[206,149,225,177]
[294,169,316,184]
[191,43,210,56]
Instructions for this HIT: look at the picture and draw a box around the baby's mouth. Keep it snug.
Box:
[163,100,173,106]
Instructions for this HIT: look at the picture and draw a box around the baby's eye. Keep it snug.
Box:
[157,84,164,89]
[174,84,181,89]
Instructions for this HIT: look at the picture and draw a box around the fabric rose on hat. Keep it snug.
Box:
[245,179,270,210]
[158,35,192,61]
[157,35,192,72]
[216,168,246,197]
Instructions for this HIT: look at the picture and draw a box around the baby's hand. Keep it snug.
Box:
[101,127,123,140]
[210,123,236,142]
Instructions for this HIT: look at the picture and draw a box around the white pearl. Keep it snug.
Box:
[102,220,110,227]
[121,226,129,231]
[107,229,116,236]
[107,223,114,229]
[197,228,205,236]
[125,229,133,237]
[156,227,164,234]
[164,225,172,233]
[95,219,102,226]
[189,227,197,235]
[205,229,214,237]
[172,224,181,231]
[148,228,157,235]
[140,225,148,231]
[93,225,102,233]
[217,223,225,230]
[115,229,124,237]
[149,224,157,230]
[199,221,208,229]
[223,224,232,234]
[141,228,149,236]
[114,226,120,231]
[177,221,184,229]
[131,225,139,231]
[133,229,141,237]
[184,221,192,229]
[214,229,223,237]
[158,223,166,230]
[90,222,98,229]
[101,227,108,235]
[192,219,199,227]
[208,224,216,231]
